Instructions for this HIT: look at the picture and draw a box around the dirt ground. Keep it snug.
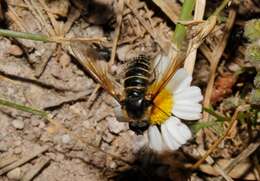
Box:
[0,0,259,181]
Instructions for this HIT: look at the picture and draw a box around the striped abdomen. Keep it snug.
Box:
[124,55,151,131]
[124,55,151,96]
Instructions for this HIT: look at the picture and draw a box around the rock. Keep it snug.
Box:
[0,142,9,152]
[86,26,104,37]
[107,116,128,134]
[116,45,131,61]
[7,167,22,180]
[62,134,71,144]
[228,63,241,72]
[7,45,23,56]
[13,147,22,154]
[108,161,117,169]
[60,52,71,68]
[12,119,24,129]
[102,130,114,143]
[38,122,46,129]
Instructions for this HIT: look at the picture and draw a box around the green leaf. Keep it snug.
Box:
[203,107,230,122]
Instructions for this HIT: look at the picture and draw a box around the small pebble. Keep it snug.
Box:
[60,52,71,68]
[116,45,131,61]
[56,153,65,161]
[107,117,128,134]
[13,147,22,154]
[38,122,46,129]
[7,167,22,180]
[31,119,40,127]
[12,119,25,130]
[102,130,114,143]
[228,63,241,72]
[86,26,104,37]
[14,140,22,146]
[0,142,9,152]
[62,134,71,144]
[109,161,117,169]
[8,45,23,56]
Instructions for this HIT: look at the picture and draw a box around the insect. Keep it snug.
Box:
[69,43,184,135]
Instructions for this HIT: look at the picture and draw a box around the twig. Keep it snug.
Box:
[0,155,19,169]
[152,0,180,24]
[38,0,59,36]
[197,148,234,181]
[253,155,260,180]
[23,0,44,33]
[224,142,260,174]
[0,146,49,175]
[192,105,249,169]
[6,6,27,32]
[86,84,101,109]
[62,7,81,35]
[125,1,170,52]
[203,9,236,121]
[109,0,124,66]
[21,157,51,181]
[213,0,231,16]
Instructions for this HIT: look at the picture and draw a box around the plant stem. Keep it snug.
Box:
[212,0,230,16]
[173,0,195,49]
[0,98,48,117]
[0,29,49,42]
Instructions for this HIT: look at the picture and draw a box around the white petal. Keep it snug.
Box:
[172,108,202,120]
[167,117,192,141]
[161,120,181,150]
[173,102,202,114]
[148,125,165,152]
[174,86,203,103]
[167,68,192,92]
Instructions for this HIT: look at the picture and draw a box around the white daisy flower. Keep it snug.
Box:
[147,55,203,152]
[113,55,203,153]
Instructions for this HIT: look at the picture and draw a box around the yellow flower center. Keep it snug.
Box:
[149,87,174,125]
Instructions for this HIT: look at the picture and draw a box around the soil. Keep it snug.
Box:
[0,0,259,181]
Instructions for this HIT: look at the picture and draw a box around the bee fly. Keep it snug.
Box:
[123,55,152,134]
[69,44,182,135]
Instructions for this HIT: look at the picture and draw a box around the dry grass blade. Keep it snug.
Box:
[21,157,51,181]
[223,142,260,174]
[197,148,234,181]
[184,0,207,75]
[109,0,124,66]
[0,155,19,169]
[6,6,27,32]
[202,9,236,121]
[152,0,180,24]
[0,146,49,175]
[192,105,249,170]
[125,1,170,52]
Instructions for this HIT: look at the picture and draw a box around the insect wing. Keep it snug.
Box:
[69,43,123,102]
[148,52,184,101]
